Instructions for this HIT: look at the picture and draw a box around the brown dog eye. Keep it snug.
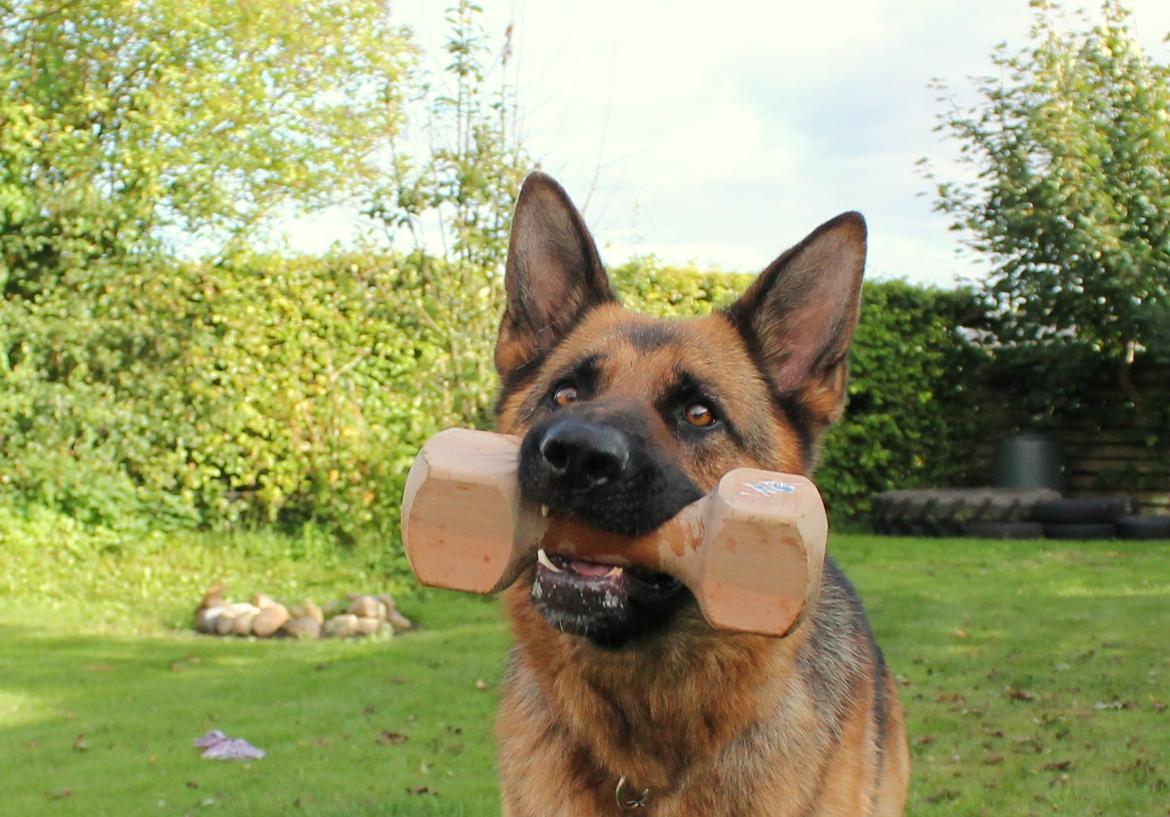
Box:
[552,385,579,407]
[684,403,716,427]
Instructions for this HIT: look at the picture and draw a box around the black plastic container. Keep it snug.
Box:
[993,432,1065,492]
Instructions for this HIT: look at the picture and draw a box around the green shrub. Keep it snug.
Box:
[816,281,984,522]
[0,252,500,565]
[0,251,986,570]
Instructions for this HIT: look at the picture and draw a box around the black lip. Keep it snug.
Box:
[532,552,688,648]
[542,551,683,595]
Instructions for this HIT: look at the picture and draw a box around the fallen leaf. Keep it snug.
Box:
[1012,735,1043,753]
[926,789,959,805]
[474,678,487,690]
[1007,688,1035,702]
[72,734,88,752]
[408,786,437,796]
[376,731,408,746]
[45,788,73,801]
[913,735,937,747]
[985,754,1005,766]
[1043,760,1072,772]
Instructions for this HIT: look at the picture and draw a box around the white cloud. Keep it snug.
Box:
[284,0,1170,287]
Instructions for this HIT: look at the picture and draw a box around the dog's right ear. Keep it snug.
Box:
[495,172,615,380]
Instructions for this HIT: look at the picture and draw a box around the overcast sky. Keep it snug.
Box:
[291,0,1170,287]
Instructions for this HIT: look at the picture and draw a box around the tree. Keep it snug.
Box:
[0,0,413,527]
[366,0,530,423]
[924,0,1170,388]
[0,0,412,287]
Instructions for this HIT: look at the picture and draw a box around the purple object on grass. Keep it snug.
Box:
[194,729,266,760]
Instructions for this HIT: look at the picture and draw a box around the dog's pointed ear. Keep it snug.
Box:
[495,172,615,379]
[726,212,866,427]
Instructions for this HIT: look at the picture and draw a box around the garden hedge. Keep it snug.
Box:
[1,252,988,574]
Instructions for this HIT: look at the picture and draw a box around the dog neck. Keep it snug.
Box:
[505,584,806,793]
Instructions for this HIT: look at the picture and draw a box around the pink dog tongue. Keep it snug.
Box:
[568,559,616,577]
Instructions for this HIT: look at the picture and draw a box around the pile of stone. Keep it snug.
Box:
[194,585,414,640]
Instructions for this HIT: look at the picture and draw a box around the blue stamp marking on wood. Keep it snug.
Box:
[745,480,797,497]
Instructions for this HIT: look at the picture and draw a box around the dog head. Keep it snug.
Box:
[495,172,865,649]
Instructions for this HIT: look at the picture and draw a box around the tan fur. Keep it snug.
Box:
[494,304,909,816]
[490,173,907,816]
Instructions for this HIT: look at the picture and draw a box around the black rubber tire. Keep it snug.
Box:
[1030,497,1135,525]
[872,488,1060,537]
[965,521,1046,540]
[1115,515,1170,540]
[1044,522,1117,540]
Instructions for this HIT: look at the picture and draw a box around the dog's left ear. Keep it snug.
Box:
[495,172,615,380]
[726,212,866,428]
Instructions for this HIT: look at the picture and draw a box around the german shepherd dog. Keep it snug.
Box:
[493,173,908,816]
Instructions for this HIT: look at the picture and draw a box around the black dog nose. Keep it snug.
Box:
[538,420,631,490]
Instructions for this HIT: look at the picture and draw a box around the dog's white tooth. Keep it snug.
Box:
[536,548,561,573]
[540,504,550,518]
[605,566,624,578]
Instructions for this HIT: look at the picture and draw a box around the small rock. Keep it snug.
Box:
[228,602,260,618]
[250,593,278,609]
[231,611,257,637]
[195,605,227,634]
[251,604,289,637]
[376,593,397,610]
[214,611,238,636]
[199,584,227,610]
[354,616,386,637]
[386,609,414,633]
[290,600,324,625]
[281,617,321,640]
[322,614,360,638]
[348,595,383,619]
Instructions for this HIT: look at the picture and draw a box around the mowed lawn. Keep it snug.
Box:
[1,523,1168,816]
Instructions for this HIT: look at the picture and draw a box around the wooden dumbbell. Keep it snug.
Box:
[400,427,827,637]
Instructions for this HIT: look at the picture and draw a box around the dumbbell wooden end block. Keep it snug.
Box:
[401,428,525,595]
[401,427,828,637]
[695,471,827,636]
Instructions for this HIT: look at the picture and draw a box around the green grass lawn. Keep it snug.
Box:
[1,510,1167,816]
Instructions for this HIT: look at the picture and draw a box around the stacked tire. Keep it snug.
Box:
[872,489,1170,540]
[1028,497,1170,540]
[872,489,1058,538]
[1028,497,1134,540]
[1116,515,1170,540]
